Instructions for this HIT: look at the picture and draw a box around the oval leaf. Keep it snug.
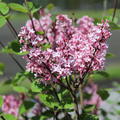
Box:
[97,89,109,100]
[0,2,9,14]
[13,86,28,93]
[8,3,28,13]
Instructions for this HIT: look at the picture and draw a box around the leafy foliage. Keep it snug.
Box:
[97,89,109,100]
[1,114,17,120]
[80,113,99,120]
[19,100,35,114]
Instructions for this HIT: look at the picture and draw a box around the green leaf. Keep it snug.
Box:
[46,3,55,10]
[94,18,101,25]
[97,89,109,100]
[93,71,109,78]
[41,110,53,118]
[19,100,35,114]
[19,104,26,114]
[31,7,41,14]
[8,3,28,13]
[106,53,115,58]
[80,113,99,120]
[41,43,51,50]
[36,31,44,35]
[58,89,74,109]
[31,81,42,93]
[0,40,28,55]
[0,62,5,75]
[38,93,59,108]
[12,72,27,85]
[0,96,3,107]
[0,16,6,28]
[109,22,120,30]
[13,86,28,93]
[26,2,33,10]
[1,40,20,52]
[2,114,17,120]
[31,81,50,93]
[84,105,95,113]
[103,16,118,24]
[0,2,9,15]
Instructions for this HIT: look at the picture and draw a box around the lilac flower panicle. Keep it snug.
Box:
[2,95,22,117]
[18,13,111,82]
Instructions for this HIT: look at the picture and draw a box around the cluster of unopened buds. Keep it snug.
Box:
[18,11,111,83]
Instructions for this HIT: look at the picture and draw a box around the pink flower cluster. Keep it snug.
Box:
[2,95,22,117]
[18,14,111,82]
[84,82,102,114]
[1,94,42,118]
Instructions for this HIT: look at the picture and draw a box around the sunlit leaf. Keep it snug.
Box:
[8,3,28,13]
[0,16,6,28]
[13,86,28,93]
[0,2,9,14]
[0,95,3,107]
[0,62,5,75]
[46,3,55,11]
[41,43,51,50]
[2,114,17,120]
[26,1,33,10]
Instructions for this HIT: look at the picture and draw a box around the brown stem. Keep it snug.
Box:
[65,77,80,120]
[0,116,6,120]
[24,0,36,32]
[0,11,18,39]
[0,41,24,71]
[112,0,118,22]
[79,84,84,110]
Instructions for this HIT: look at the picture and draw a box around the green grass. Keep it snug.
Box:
[92,64,120,82]
[11,9,120,21]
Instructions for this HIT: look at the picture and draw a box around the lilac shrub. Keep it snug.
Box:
[0,1,116,120]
